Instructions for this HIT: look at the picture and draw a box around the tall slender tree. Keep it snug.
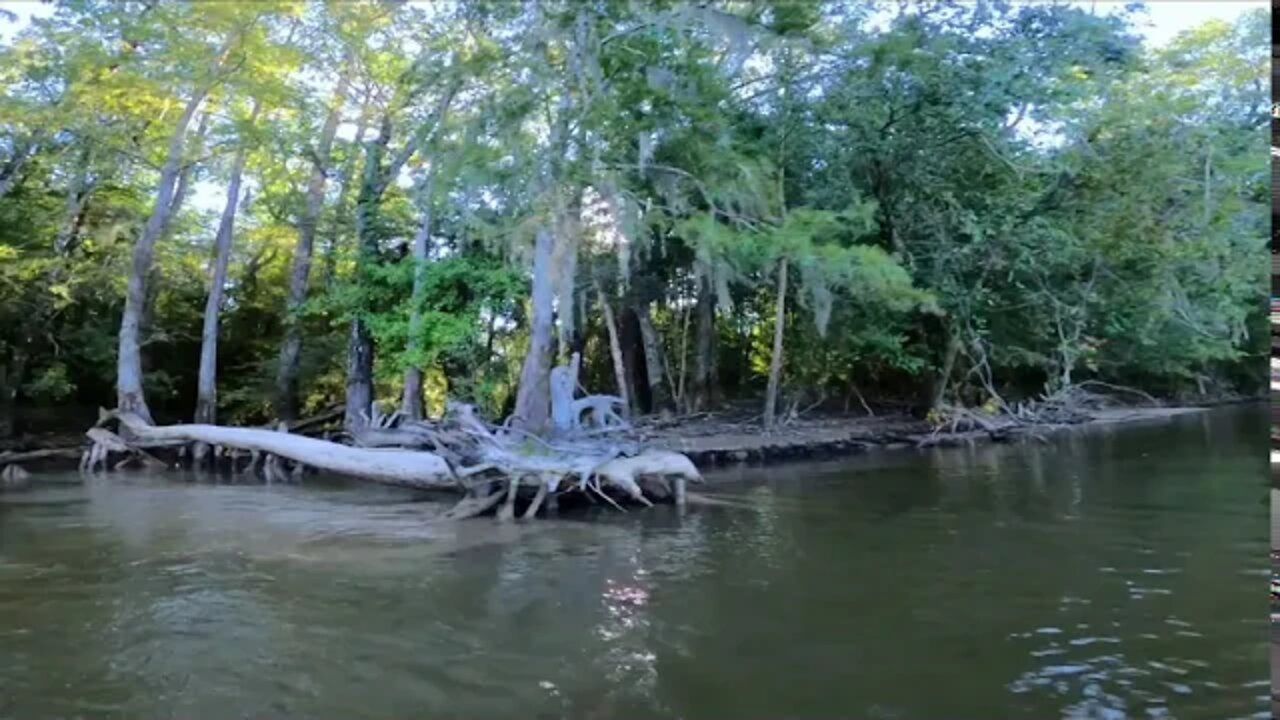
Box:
[194,101,262,425]
[275,59,352,422]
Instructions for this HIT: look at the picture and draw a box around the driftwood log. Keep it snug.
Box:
[71,352,699,518]
[112,412,458,491]
[78,389,701,521]
[0,447,83,465]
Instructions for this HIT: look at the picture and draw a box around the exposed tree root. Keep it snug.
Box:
[81,427,167,472]
[1048,381,1161,410]
[522,480,550,519]
[587,479,627,512]
[927,381,1143,445]
[439,488,508,521]
[592,450,701,506]
[75,349,696,517]
[496,477,520,522]
[79,397,702,521]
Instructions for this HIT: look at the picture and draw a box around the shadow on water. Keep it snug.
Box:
[0,405,1269,719]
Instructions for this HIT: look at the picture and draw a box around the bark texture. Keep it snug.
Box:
[0,138,38,199]
[595,281,630,417]
[401,174,435,420]
[635,303,673,414]
[0,357,17,439]
[343,115,393,429]
[194,106,258,424]
[116,412,456,490]
[320,92,373,287]
[344,83,458,429]
[691,274,719,412]
[162,109,210,238]
[511,226,557,434]
[276,67,351,421]
[549,352,580,435]
[932,332,961,409]
[116,92,207,422]
[53,144,96,255]
[763,257,788,429]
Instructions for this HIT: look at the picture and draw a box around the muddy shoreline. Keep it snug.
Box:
[642,406,1214,469]
[0,402,1243,477]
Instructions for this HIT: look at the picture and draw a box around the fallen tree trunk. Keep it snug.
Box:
[350,425,437,449]
[83,427,167,472]
[114,412,457,491]
[81,402,701,521]
[0,447,84,465]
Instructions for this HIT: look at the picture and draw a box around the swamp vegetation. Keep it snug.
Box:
[0,1,1268,508]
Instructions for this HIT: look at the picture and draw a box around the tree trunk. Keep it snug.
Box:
[161,109,210,238]
[344,321,375,428]
[115,413,454,490]
[511,226,557,433]
[276,67,351,422]
[675,300,691,413]
[401,363,423,424]
[342,85,456,429]
[321,91,373,288]
[0,138,38,199]
[54,144,95,255]
[549,352,580,436]
[635,303,673,414]
[116,91,208,422]
[343,114,393,430]
[5,348,26,439]
[0,355,18,439]
[138,109,205,345]
[932,331,960,409]
[401,174,435,421]
[595,281,630,417]
[619,307,644,408]
[691,274,718,412]
[552,192,582,361]
[763,257,788,429]
[573,287,588,357]
[194,106,257,424]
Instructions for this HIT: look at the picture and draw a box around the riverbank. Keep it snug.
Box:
[639,405,1212,469]
[0,402,1233,477]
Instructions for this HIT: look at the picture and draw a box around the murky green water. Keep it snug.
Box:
[0,407,1268,719]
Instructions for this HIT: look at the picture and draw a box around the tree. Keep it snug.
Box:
[113,4,275,422]
[274,54,351,422]
[344,78,461,427]
[194,101,259,425]
[0,0,1264,442]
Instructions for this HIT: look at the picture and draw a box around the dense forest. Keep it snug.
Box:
[0,0,1268,440]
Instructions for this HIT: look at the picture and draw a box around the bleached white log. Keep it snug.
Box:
[115,413,455,490]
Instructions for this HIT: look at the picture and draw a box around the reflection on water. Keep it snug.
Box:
[0,406,1267,719]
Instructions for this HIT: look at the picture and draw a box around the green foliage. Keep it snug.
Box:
[363,252,525,374]
[0,1,1264,434]
[23,364,75,403]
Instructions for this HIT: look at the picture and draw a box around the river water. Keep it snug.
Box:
[0,406,1268,719]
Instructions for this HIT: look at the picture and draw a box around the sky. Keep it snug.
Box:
[1091,1,1265,46]
[0,0,1266,212]
[1,1,1266,49]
